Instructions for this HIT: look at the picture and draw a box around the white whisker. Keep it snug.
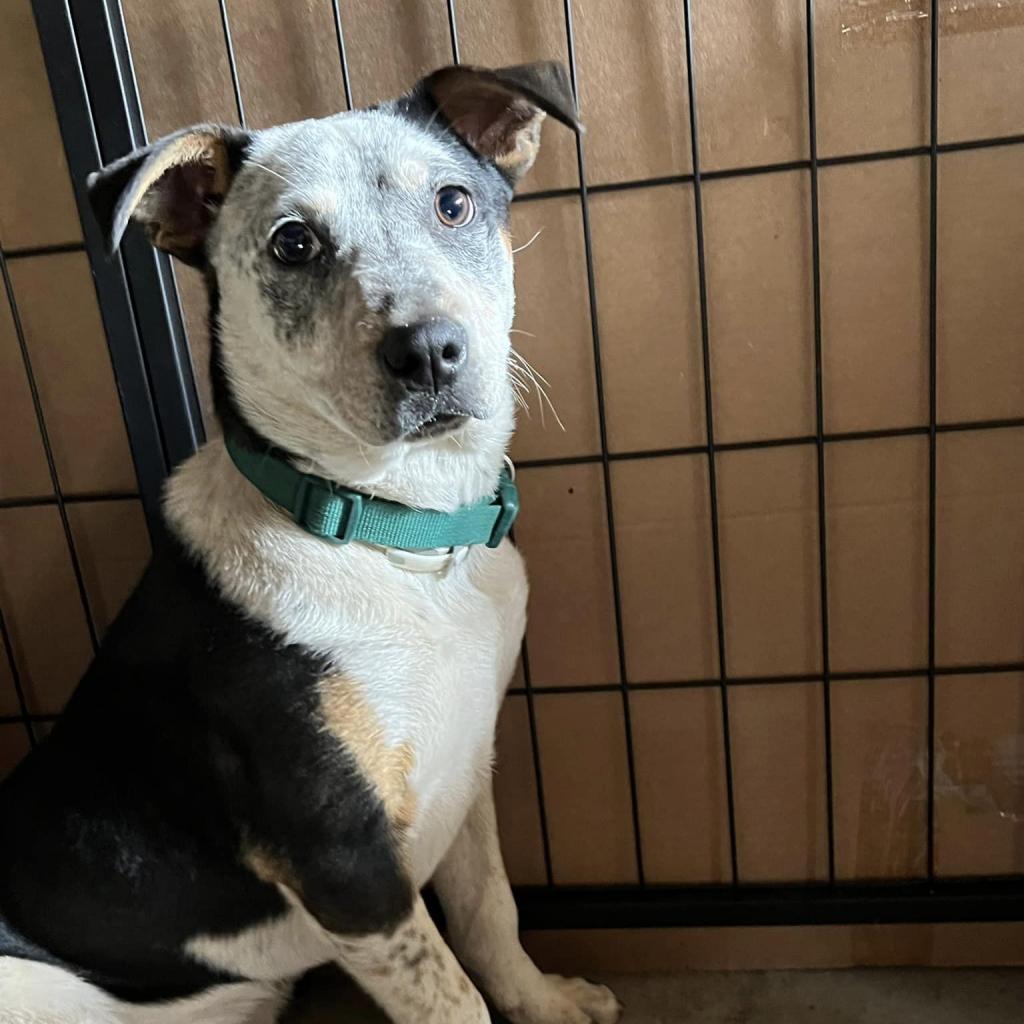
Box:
[511,228,543,255]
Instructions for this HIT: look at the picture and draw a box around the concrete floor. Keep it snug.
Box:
[284,966,1024,1022]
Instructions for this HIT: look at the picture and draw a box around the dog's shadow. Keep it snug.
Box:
[284,964,512,1023]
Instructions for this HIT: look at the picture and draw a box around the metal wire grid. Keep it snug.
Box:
[8,0,1022,905]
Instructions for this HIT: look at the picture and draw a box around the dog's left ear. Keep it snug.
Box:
[420,61,581,184]
[86,124,249,266]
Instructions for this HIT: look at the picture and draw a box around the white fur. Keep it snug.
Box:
[0,957,285,1024]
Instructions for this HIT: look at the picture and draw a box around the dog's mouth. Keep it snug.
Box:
[408,412,469,439]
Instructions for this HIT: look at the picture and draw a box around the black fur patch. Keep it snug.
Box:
[0,537,412,1004]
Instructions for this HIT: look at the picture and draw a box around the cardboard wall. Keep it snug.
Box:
[2,0,1023,971]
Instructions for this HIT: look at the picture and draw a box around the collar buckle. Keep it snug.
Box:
[487,470,520,548]
[294,478,363,543]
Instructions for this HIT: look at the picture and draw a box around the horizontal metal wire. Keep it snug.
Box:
[4,241,87,260]
[0,491,141,511]
[514,131,1024,204]
[515,417,1024,471]
[509,661,1024,697]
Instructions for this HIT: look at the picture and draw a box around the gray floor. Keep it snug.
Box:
[285,966,1024,1022]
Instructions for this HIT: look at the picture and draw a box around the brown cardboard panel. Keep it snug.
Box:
[729,683,830,882]
[515,465,620,687]
[631,689,732,884]
[0,726,31,784]
[0,290,51,501]
[124,0,240,137]
[935,672,1024,877]
[703,172,815,443]
[8,254,136,496]
[590,186,706,454]
[0,507,93,715]
[522,922,1024,973]
[937,147,1024,423]
[815,0,929,156]
[832,678,928,881]
[717,446,822,678]
[173,265,217,433]
[692,0,808,171]
[225,0,349,127]
[611,456,718,683]
[534,692,638,884]
[493,696,548,886]
[820,159,929,433]
[571,0,692,185]
[508,198,601,462]
[936,429,1024,666]
[454,0,578,195]
[826,437,929,672]
[339,0,450,109]
[0,0,81,249]
[67,501,151,639]
[940,12,1024,143]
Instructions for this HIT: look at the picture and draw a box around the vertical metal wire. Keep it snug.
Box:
[330,0,354,111]
[560,0,646,884]
[0,600,36,749]
[680,0,740,884]
[0,251,99,654]
[446,0,461,64]
[217,0,246,128]
[518,641,556,885]
[804,0,837,884]
[926,0,940,881]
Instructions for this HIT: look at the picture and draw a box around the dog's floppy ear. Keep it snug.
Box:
[86,124,249,267]
[420,61,581,184]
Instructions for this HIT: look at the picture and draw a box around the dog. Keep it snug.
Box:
[0,62,621,1024]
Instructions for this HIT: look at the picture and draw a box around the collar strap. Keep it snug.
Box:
[225,432,518,551]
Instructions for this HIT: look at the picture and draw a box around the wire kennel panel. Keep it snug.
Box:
[13,0,1024,933]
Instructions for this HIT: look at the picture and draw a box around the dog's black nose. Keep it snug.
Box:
[380,319,468,392]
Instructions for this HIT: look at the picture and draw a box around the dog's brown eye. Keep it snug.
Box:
[270,221,320,265]
[435,186,474,228]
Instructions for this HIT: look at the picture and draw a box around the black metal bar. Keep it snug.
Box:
[5,241,86,260]
[0,602,37,749]
[0,249,99,653]
[507,661,1024,697]
[513,132,1024,206]
[31,0,202,533]
[514,417,1024,472]
[514,879,1024,930]
[681,0,739,885]
[518,640,555,886]
[446,0,461,64]
[0,491,140,511]
[217,0,246,128]
[561,0,646,885]
[926,0,940,883]
[78,0,206,469]
[329,0,354,111]
[804,0,836,885]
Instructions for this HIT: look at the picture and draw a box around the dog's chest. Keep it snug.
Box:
[275,540,527,885]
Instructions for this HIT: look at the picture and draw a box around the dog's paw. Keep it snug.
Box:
[503,973,622,1024]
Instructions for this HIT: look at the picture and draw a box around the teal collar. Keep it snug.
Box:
[225,432,519,551]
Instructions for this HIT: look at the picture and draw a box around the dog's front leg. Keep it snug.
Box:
[329,896,489,1024]
[433,782,622,1024]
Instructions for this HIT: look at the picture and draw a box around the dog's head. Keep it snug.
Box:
[88,63,579,508]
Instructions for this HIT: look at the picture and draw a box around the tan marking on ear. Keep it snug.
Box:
[130,131,230,227]
[243,843,304,896]
[318,675,417,834]
[493,113,544,179]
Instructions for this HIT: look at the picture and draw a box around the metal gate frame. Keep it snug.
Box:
[30,0,1024,931]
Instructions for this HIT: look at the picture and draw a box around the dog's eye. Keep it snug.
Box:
[434,186,474,228]
[270,221,321,265]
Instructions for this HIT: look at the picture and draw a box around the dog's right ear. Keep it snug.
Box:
[87,124,249,267]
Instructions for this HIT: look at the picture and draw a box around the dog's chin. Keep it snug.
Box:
[406,412,470,441]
